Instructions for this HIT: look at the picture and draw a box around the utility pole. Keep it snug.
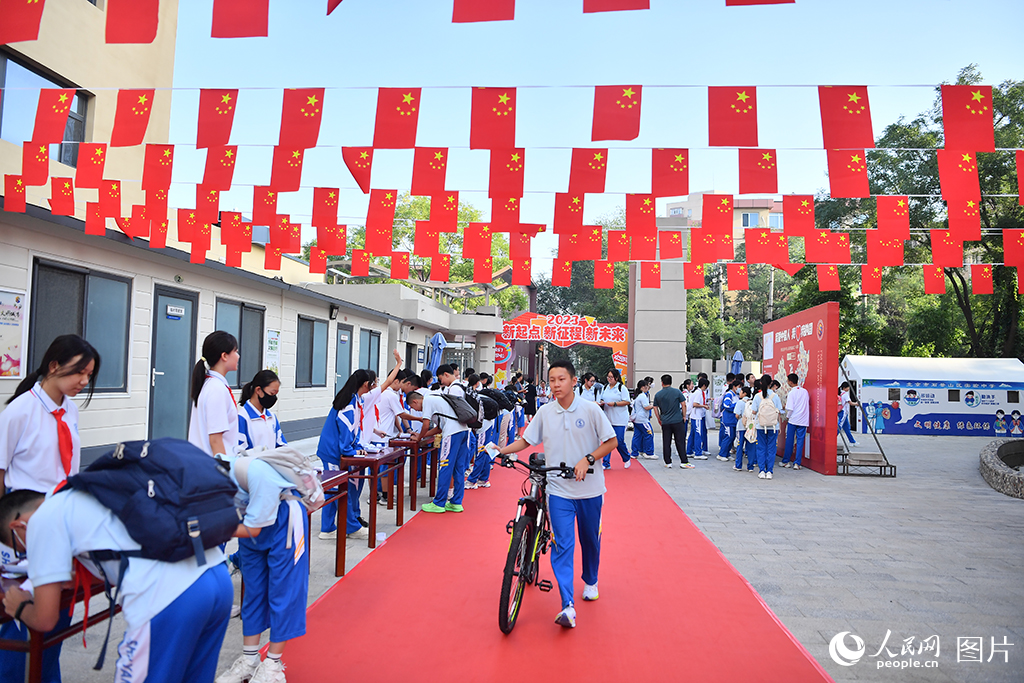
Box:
[767,265,775,321]
[718,264,726,358]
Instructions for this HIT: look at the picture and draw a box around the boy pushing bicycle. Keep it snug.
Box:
[492,360,618,628]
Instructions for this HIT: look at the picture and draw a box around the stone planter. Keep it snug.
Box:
[980,438,1024,499]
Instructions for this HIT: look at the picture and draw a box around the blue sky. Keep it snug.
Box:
[166,0,1024,272]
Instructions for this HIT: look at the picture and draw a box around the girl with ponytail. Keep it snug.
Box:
[238,370,286,451]
[187,331,239,457]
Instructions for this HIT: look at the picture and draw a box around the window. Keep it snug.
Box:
[359,329,380,373]
[296,316,327,387]
[741,212,760,228]
[888,388,901,401]
[768,213,784,230]
[0,55,88,168]
[1008,391,1020,403]
[948,390,960,402]
[29,260,130,391]
[215,299,264,388]
[669,207,683,216]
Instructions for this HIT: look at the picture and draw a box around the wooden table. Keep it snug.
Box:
[338,448,406,548]
[316,470,349,576]
[388,438,437,511]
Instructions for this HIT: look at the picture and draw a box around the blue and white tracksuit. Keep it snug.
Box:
[549,495,603,610]
[718,391,738,459]
[238,402,287,451]
[630,393,654,458]
[316,397,362,534]
[467,419,497,484]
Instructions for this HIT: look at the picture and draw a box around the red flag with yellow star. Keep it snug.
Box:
[473,256,494,284]
[453,0,515,22]
[351,250,370,277]
[212,0,268,38]
[191,221,213,262]
[49,177,74,215]
[471,88,516,150]
[558,227,602,261]
[342,147,373,195]
[252,186,278,226]
[312,187,340,227]
[569,148,608,194]
[862,265,882,295]
[584,0,650,11]
[412,148,448,196]
[430,192,460,232]
[373,88,421,149]
[197,89,238,148]
[270,146,305,192]
[660,231,684,260]
[271,215,301,254]
[32,89,76,144]
[115,204,151,240]
[201,145,236,191]
[263,244,282,271]
[625,193,657,235]
[826,149,869,198]
[923,265,946,294]
[875,195,910,239]
[512,258,532,286]
[684,263,705,289]
[177,208,198,242]
[98,179,121,218]
[652,148,689,198]
[971,264,994,295]
[607,231,629,262]
[640,262,661,288]
[818,86,874,150]
[414,220,440,257]
[866,231,903,267]
[317,223,346,255]
[110,89,155,147]
[221,212,252,251]
[463,223,493,259]
[105,0,158,43]
[491,196,521,229]
[0,0,46,44]
[688,229,718,264]
[594,260,615,289]
[150,215,169,250]
[804,230,850,263]
[85,202,106,236]
[709,87,757,147]
[21,142,49,186]
[937,149,980,201]
[308,247,327,275]
[782,195,815,237]
[701,194,734,234]
[4,175,26,213]
[941,85,994,152]
[75,144,107,188]
[280,88,324,149]
[196,185,220,224]
[489,149,525,199]
[947,199,981,241]
[727,263,749,290]
[553,193,585,233]
[510,232,532,259]
[430,254,450,282]
[745,229,788,264]
[146,188,168,227]
[142,144,174,191]
[738,148,777,194]
[630,233,658,261]
[552,259,573,287]
[1004,230,1024,267]
[592,86,642,141]
[365,190,397,253]
[817,264,840,291]
[930,230,963,267]
[391,252,410,280]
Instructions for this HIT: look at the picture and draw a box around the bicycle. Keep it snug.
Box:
[494,450,591,634]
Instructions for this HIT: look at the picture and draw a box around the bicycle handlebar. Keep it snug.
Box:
[497,454,593,478]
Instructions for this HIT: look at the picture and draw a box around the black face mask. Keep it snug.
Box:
[259,392,278,410]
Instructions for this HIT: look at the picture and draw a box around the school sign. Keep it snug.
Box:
[501,312,629,380]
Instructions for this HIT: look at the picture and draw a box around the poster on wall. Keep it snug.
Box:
[265,329,281,375]
[0,289,26,378]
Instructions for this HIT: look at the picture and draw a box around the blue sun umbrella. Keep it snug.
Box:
[426,332,448,379]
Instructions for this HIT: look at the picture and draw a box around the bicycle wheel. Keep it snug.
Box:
[498,515,535,634]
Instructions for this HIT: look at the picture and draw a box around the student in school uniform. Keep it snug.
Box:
[630,379,655,460]
[733,386,755,471]
[686,378,710,460]
[0,488,232,683]
[466,374,496,490]
[716,380,740,462]
[237,370,287,452]
[188,331,241,458]
[0,334,100,683]
[599,369,632,470]
[407,364,471,514]
[577,373,602,403]
[751,374,784,480]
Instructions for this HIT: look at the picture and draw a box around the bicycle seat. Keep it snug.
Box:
[529,452,546,467]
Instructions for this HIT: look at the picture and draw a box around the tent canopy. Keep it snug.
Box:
[842,355,1024,384]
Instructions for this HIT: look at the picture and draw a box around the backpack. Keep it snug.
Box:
[480,388,514,412]
[438,393,484,430]
[474,393,500,421]
[757,393,780,429]
[232,444,325,513]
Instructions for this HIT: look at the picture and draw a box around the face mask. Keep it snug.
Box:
[259,392,278,409]
[12,527,27,560]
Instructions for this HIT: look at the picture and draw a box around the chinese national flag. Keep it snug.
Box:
[463,223,493,259]
[708,86,757,147]
[553,193,585,233]
[312,187,340,227]
[411,148,448,196]
[876,195,910,239]
[512,258,532,285]
[221,212,253,251]
[98,179,121,218]
[660,231,684,260]
[110,89,155,147]
[196,185,220,224]
[491,196,520,229]
[309,247,327,275]
[782,195,815,237]
[930,230,963,267]
[430,192,460,232]
[351,250,370,277]
[592,85,642,141]
[684,263,705,289]
[738,148,778,194]
[489,149,525,198]
[21,142,49,186]
[146,189,168,227]
[971,264,994,295]
[862,265,882,295]
[453,0,515,22]
[280,88,324,149]
[551,259,573,287]
[584,0,650,11]
[569,148,608,194]
[85,202,106,236]
[625,193,657,235]
[142,144,174,191]
[0,0,45,44]
[640,262,661,289]
[558,227,602,261]
[3,176,26,213]
[271,215,301,254]
[702,194,734,234]
[252,186,279,227]
[211,0,268,38]
[937,149,980,201]
[947,199,981,241]
[49,177,74,215]
[941,85,995,152]
[745,229,788,264]
[607,230,629,262]
[923,265,946,295]
[471,88,516,150]
[270,146,305,192]
[1017,151,1024,206]
[510,232,532,259]
[727,263,749,290]
[414,220,440,257]
[177,208,199,242]
[804,230,850,263]
[202,146,237,191]
[1004,230,1024,267]
[264,245,282,271]
[430,254,450,282]
[197,89,238,148]
[473,256,494,284]
[317,223,346,255]
[33,89,75,144]
[150,217,169,250]
[373,88,421,149]
[390,252,410,280]
[115,204,151,240]
[688,229,717,264]
[630,233,657,261]
[817,264,840,291]
[826,149,869,198]
[342,147,373,194]
[594,260,615,289]
[818,86,874,150]
[75,144,107,188]
[866,231,904,267]
[106,0,158,43]
[365,190,397,253]
[652,148,689,198]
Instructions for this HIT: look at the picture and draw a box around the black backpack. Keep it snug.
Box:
[477,394,500,421]
[437,393,484,430]
[481,388,514,412]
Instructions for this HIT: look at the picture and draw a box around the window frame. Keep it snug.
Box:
[295,314,329,388]
[741,212,761,228]
[214,297,265,389]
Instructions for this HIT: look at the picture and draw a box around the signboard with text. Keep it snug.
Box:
[502,312,629,381]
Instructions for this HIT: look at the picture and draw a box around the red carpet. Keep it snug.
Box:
[284,458,833,682]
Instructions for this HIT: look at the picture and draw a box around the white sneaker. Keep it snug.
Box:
[582,583,599,601]
[479,481,491,488]
[758,471,766,479]
[250,657,286,683]
[346,527,370,539]
[230,604,241,618]
[623,459,631,469]
[693,455,708,460]
[766,472,773,480]
[317,530,337,540]
[216,655,259,683]
[782,462,791,468]
[555,604,577,628]
[716,455,729,461]
[793,464,801,470]
[465,482,479,490]
[664,463,673,469]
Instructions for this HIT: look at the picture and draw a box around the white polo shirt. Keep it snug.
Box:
[0,383,81,492]
[375,388,404,439]
[631,392,652,424]
[687,389,708,421]
[601,383,630,426]
[521,395,616,500]
[187,371,239,457]
[421,393,470,439]
[786,385,810,427]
